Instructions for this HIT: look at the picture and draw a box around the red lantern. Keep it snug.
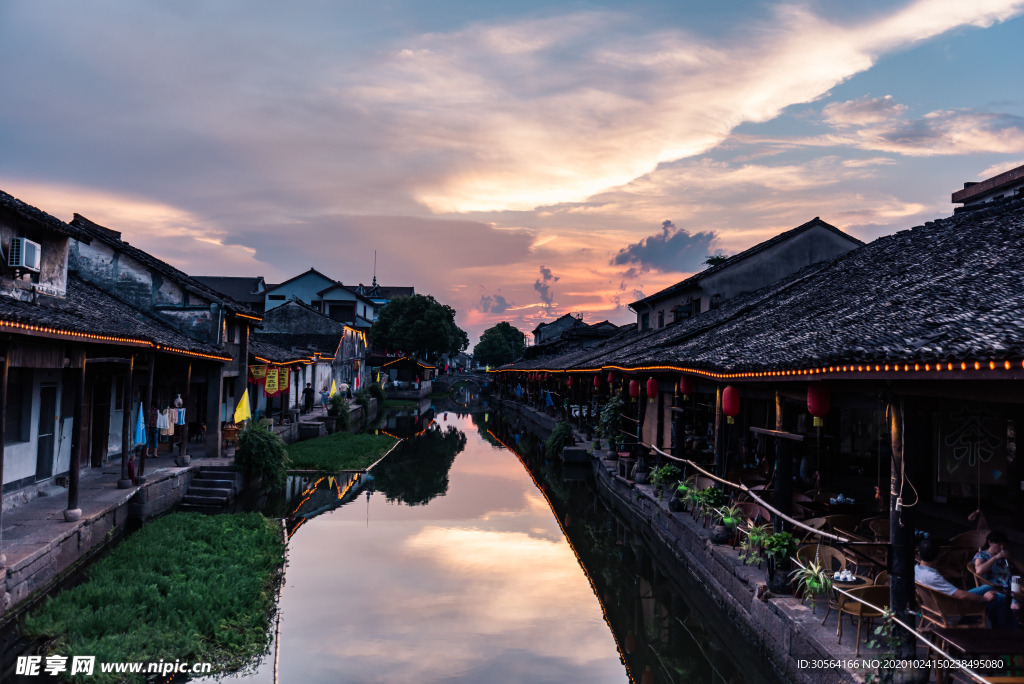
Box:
[807,382,831,427]
[624,633,635,653]
[629,380,639,398]
[594,374,602,388]
[566,375,573,387]
[641,667,654,684]
[678,375,694,399]
[607,371,616,384]
[545,372,550,380]
[646,377,657,399]
[722,385,740,424]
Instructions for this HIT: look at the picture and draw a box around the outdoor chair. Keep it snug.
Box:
[810,491,841,504]
[824,515,860,535]
[916,582,987,633]
[833,527,886,576]
[791,493,813,520]
[934,547,974,589]
[873,571,889,585]
[800,517,827,543]
[837,585,889,656]
[950,530,989,550]
[866,518,890,540]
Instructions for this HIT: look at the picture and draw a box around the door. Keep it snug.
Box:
[91,377,111,467]
[36,384,57,480]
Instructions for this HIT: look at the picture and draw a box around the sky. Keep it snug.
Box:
[1,1,1023,347]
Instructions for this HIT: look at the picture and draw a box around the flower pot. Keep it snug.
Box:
[710,524,732,544]
[766,560,792,594]
[668,495,683,512]
[635,471,649,485]
[323,416,338,434]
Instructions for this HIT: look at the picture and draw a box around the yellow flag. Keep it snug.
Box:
[233,390,251,423]
[330,379,337,397]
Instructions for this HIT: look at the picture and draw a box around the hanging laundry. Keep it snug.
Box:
[157,408,172,435]
[175,408,186,425]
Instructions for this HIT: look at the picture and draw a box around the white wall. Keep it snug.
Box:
[264,272,335,312]
[3,369,74,487]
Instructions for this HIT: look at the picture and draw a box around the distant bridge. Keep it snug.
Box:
[432,374,489,392]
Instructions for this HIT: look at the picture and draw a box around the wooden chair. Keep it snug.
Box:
[934,547,974,589]
[800,517,827,543]
[824,515,860,535]
[791,493,813,520]
[867,518,890,540]
[810,491,841,504]
[950,529,989,550]
[694,476,716,491]
[916,583,987,633]
[873,570,889,585]
[837,585,889,656]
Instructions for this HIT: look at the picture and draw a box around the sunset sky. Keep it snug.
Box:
[2,1,1023,346]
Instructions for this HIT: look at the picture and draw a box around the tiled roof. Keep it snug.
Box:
[70,215,258,317]
[630,217,862,308]
[0,275,228,358]
[192,276,265,304]
[500,198,1024,376]
[248,337,313,364]
[0,190,92,241]
[252,332,343,356]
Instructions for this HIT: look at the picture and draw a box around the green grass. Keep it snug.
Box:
[24,513,285,684]
[381,398,419,408]
[425,392,448,400]
[286,431,398,471]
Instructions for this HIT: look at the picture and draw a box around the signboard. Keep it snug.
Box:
[938,402,1011,485]
[250,365,268,383]
[265,368,279,396]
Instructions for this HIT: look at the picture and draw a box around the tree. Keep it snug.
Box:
[370,294,468,361]
[703,254,728,267]
[473,321,525,367]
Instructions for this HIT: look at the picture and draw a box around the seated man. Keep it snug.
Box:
[916,538,1016,629]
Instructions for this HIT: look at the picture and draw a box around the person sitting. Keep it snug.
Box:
[974,530,1020,616]
[916,538,1016,629]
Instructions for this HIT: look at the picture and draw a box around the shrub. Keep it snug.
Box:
[329,393,351,432]
[367,381,386,404]
[598,396,624,443]
[235,419,289,489]
[545,421,575,457]
[763,532,799,565]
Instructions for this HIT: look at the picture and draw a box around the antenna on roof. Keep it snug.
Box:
[372,250,377,287]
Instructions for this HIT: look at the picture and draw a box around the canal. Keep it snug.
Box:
[225,409,784,684]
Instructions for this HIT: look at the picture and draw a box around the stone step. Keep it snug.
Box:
[182,494,229,506]
[190,478,236,491]
[187,486,232,499]
[199,465,240,474]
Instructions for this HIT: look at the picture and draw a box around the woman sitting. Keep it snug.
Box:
[973,530,1020,616]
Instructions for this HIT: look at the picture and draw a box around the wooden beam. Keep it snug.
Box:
[87,357,132,364]
[750,426,804,442]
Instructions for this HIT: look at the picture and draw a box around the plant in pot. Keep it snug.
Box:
[669,477,694,512]
[739,523,770,567]
[711,504,742,544]
[763,532,799,595]
[790,558,833,613]
[650,464,681,501]
[695,487,727,525]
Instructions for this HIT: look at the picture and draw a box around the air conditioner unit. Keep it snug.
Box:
[9,237,41,273]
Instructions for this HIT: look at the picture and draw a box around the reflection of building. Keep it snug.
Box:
[628,218,862,331]
[382,357,435,398]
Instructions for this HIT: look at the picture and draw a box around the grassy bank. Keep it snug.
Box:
[381,398,419,408]
[286,431,398,471]
[25,512,285,683]
[425,391,447,400]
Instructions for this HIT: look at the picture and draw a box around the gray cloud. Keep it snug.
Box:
[478,293,510,314]
[612,220,715,275]
[533,265,558,307]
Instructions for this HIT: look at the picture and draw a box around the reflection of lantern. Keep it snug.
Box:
[564,514,571,527]
[594,374,602,388]
[646,377,657,399]
[642,667,654,684]
[807,382,831,427]
[722,385,740,424]
[566,375,574,387]
[629,380,640,399]
[678,375,694,400]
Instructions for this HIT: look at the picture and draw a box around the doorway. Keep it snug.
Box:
[36,384,57,481]
[91,377,111,467]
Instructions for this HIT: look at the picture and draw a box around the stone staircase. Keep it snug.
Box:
[179,466,243,510]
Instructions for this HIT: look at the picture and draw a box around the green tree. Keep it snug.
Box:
[370,294,468,361]
[472,321,525,367]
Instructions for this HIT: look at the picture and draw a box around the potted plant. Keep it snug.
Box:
[669,479,690,512]
[763,532,799,594]
[708,504,741,544]
[650,464,681,501]
[740,523,770,567]
[696,487,727,526]
[790,558,833,613]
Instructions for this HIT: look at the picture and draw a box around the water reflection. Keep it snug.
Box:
[373,424,467,506]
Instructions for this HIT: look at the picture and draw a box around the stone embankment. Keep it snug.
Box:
[497,397,869,684]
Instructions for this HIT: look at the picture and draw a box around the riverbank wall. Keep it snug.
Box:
[496,398,862,684]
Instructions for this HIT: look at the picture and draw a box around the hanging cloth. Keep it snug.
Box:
[157,408,172,435]
[133,402,147,447]
[175,408,186,425]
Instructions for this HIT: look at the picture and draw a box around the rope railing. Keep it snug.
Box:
[639,441,993,684]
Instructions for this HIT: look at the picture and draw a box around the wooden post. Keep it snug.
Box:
[0,350,7,566]
[888,393,916,661]
[65,350,86,521]
[672,380,685,460]
[773,390,792,533]
[714,385,727,481]
[656,383,664,450]
[118,355,134,488]
[139,353,154,482]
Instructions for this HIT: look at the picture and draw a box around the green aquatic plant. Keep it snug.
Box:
[545,421,575,458]
[235,419,290,489]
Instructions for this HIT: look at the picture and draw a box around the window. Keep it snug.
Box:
[6,368,31,444]
[268,294,285,301]
[692,298,702,315]
[657,310,664,328]
[641,313,649,330]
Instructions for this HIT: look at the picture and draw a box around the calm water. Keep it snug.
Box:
[221,409,782,684]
